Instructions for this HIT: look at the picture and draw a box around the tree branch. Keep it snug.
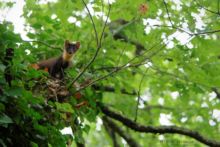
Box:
[212,88,220,100]
[68,3,111,88]
[99,5,112,47]
[162,0,174,26]
[144,104,173,111]
[99,104,220,146]
[134,68,148,122]
[81,0,99,46]
[218,0,220,14]
[23,40,62,51]
[76,142,85,147]
[92,84,137,96]
[195,0,220,15]
[152,24,220,36]
[151,24,192,35]
[193,29,220,35]
[103,116,140,147]
[103,117,120,147]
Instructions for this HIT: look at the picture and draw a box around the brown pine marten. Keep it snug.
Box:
[32,40,80,79]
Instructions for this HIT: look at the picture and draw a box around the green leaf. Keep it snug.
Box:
[55,102,74,113]
[83,124,90,134]
[6,87,23,97]
[0,113,13,125]
[0,103,5,111]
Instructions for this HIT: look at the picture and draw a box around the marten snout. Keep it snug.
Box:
[67,49,74,54]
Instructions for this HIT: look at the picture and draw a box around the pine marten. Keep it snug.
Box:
[32,40,80,79]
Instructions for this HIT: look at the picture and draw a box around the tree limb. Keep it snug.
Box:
[144,104,173,111]
[103,116,140,147]
[92,84,137,96]
[103,117,120,147]
[99,104,220,146]
[212,88,220,100]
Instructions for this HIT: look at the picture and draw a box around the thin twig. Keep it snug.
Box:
[116,44,126,66]
[81,0,99,46]
[218,0,220,14]
[152,24,192,35]
[68,3,111,88]
[163,0,174,26]
[101,0,104,27]
[134,68,149,122]
[152,24,220,36]
[99,5,112,47]
[76,67,121,92]
[144,104,173,111]
[195,0,220,15]
[193,29,220,35]
[23,40,62,50]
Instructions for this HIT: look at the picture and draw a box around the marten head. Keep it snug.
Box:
[63,40,80,61]
[64,40,80,55]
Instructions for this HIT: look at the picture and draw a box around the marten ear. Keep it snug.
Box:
[76,41,80,49]
[64,40,70,48]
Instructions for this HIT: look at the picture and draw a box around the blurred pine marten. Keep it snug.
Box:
[32,40,80,79]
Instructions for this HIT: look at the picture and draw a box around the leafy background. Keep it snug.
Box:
[0,0,220,146]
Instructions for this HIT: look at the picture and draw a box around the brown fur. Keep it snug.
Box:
[37,57,58,69]
[31,40,80,79]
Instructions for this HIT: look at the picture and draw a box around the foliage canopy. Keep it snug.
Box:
[0,0,220,146]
